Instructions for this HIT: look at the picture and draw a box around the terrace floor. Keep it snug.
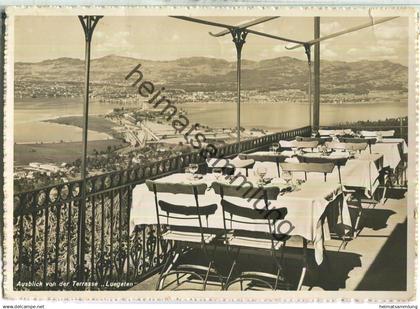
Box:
[131,188,407,291]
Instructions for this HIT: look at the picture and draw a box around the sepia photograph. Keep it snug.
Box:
[2,6,417,301]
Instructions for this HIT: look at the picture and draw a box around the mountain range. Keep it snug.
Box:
[15,54,408,94]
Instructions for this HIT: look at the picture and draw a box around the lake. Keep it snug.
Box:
[14,98,408,143]
[14,98,114,143]
[180,101,408,131]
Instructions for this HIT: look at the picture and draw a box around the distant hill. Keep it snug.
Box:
[15,54,408,95]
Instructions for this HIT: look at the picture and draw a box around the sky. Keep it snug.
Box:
[14,16,408,65]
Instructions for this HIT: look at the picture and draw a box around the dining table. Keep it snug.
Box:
[244,149,384,198]
[315,130,406,170]
[340,153,383,197]
[131,172,350,265]
[365,140,405,169]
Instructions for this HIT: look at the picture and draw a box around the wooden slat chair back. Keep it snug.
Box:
[339,137,375,153]
[294,140,320,150]
[280,162,335,182]
[211,181,286,245]
[326,141,368,153]
[239,153,288,177]
[297,155,347,183]
[361,130,395,138]
[296,136,332,144]
[145,180,217,238]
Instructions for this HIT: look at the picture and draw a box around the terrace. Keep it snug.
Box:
[13,15,409,292]
[13,124,409,291]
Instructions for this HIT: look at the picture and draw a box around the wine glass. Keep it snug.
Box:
[256,167,267,183]
[272,143,279,153]
[282,170,293,185]
[185,166,193,180]
[212,167,222,180]
[189,163,199,179]
[321,145,328,156]
[377,132,383,142]
[292,147,298,155]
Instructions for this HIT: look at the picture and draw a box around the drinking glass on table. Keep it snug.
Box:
[282,170,293,185]
[256,167,267,184]
[292,147,298,155]
[321,145,328,156]
[272,143,279,153]
[189,163,199,178]
[377,132,383,142]
[185,166,193,180]
[212,167,223,180]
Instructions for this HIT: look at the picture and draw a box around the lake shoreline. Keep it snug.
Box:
[14,98,408,144]
[14,139,126,166]
[15,98,407,107]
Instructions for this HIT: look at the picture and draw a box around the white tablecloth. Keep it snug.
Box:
[380,138,408,154]
[131,173,346,265]
[249,151,380,196]
[368,143,402,169]
[340,156,382,197]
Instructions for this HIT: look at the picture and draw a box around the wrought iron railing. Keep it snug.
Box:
[13,126,311,290]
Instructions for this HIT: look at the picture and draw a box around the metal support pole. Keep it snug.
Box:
[77,15,102,282]
[304,44,312,130]
[313,17,321,131]
[230,29,248,153]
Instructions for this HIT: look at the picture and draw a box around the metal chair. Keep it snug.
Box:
[211,182,298,290]
[146,180,224,290]
[378,140,407,200]
[394,141,407,187]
